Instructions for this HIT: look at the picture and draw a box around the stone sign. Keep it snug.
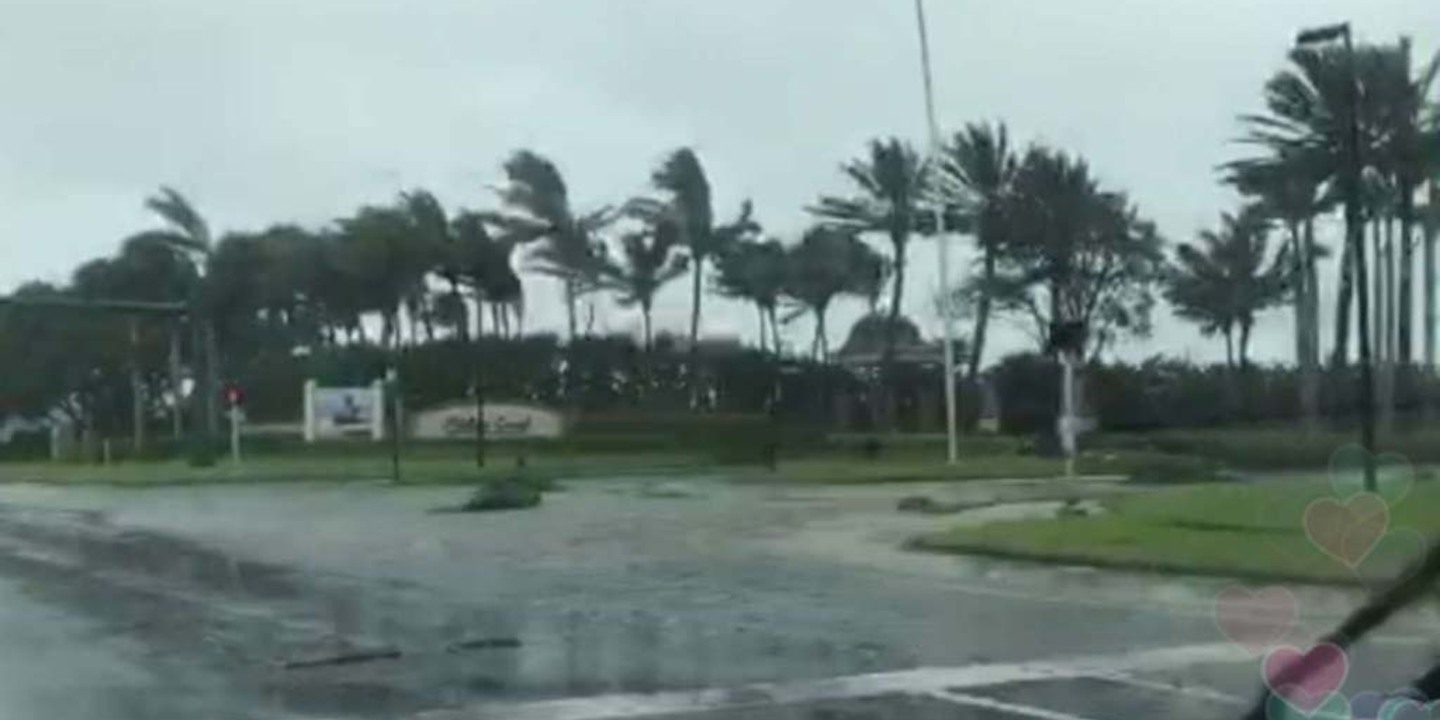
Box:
[410,402,565,441]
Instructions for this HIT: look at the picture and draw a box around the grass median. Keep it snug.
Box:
[911,478,1440,585]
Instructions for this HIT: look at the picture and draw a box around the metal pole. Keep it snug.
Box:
[914,0,958,464]
[229,405,241,465]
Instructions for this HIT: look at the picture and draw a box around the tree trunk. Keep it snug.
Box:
[129,319,145,457]
[755,304,767,354]
[168,322,183,442]
[473,300,486,468]
[1224,327,1235,372]
[1301,216,1321,429]
[768,307,782,357]
[449,280,469,344]
[564,279,578,343]
[688,258,704,408]
[1400,189,1416,365]
[1239,321,1253,372]
[1332,236,1355,368]
[1382,218,1397,431]
[879,235,907,430]
[203,319,220,440]
[967,246,995,382]
[1426,182,1438,422]
[642,304,654,354]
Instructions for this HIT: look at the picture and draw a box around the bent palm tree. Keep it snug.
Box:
[596,222,689,352]
[714,238,790,354]
[781,227,886,362]
[143,187,220,441]
[635,148,759,397]
[1164,206,1288,371]
[490,150,610,342]
[810,138,930,424]
[941,122,1018,381]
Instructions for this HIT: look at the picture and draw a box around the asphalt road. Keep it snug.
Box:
[0,477,1432,720]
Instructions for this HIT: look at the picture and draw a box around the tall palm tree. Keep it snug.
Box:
[781,226,885,362]
[490,150,610,342]
[810,138,930,423]
[713,238,789,354]
[595,222,689,352]
[1164,206,1289,371]
[1239,43,1370,370]
[634,148,759,397]
[1224,152,1330,426]
[941,122,1018,381]
[143,187,221,441]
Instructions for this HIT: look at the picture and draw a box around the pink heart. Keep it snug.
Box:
[1263,643,1349,713]
[1213,585,1297,655]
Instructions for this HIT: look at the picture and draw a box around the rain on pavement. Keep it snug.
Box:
[0,477,1433,720]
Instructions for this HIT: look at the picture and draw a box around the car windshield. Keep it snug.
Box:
[0,2,1439,719]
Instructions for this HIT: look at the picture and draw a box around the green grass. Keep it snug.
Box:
[913,478,1440,585]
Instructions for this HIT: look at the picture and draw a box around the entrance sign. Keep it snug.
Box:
[410,402,564,441]
[304,380,384,441]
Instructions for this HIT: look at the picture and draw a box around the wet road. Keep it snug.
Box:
[0,477,1431,719]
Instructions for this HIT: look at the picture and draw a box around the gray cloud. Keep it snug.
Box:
[1,0,1435,365]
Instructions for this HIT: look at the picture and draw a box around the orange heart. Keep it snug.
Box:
[1303,493,1388,568]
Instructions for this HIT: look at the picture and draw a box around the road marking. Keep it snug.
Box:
[927,690,1103,720]
[415,642,1251,720]
[1089,671,1246,706]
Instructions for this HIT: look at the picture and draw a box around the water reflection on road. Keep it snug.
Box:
[0,478,1415,719]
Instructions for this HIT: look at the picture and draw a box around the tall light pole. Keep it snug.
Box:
[1297,22,1376,492]
[914,0,958,464]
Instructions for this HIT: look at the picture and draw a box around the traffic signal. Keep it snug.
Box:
[223,382,245,408]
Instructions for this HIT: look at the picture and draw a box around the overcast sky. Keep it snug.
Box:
[1,0,1436,366]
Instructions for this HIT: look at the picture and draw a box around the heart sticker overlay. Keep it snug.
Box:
[1214,585,1298,655]
[1355,527,1430,587]
[1268,691,1351,720]
[1377,696,1432,720]
[1350,691,1387,719]
[1304,493,1390,568]
[1264,643,1350,714]
[1329,445,1415,506]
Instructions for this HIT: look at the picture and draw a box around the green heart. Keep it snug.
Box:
[1328,445,1414,505]
[1267,691,1351,720]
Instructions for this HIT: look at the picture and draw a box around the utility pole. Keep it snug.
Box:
[914,0,959,464]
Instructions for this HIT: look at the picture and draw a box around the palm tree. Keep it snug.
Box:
[941,122,1018,381]
[634,148,759,396]
[1224,152,1330,426]
[142,187,221,442]
[810,138,930,423]
[595,222,689,352]
[713,238,791,354]
[781,227,885,362]
[1239,43,1367,370]
[1164,206,1288,371]
[490,150,610,342]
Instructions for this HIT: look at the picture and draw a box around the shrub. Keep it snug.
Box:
[461,475,543,512]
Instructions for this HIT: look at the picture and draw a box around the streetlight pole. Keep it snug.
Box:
[914,0,959,465]
[1297,22,1376,492]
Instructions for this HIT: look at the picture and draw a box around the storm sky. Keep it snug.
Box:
[1,0,1436,365]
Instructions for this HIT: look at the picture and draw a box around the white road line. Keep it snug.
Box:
[927,690,1103,720]
[1090,671,1246,706]
[414,642,1251,720]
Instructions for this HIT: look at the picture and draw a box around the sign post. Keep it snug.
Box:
[224,383,244,466]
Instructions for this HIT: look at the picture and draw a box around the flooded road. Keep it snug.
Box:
[0,477,1432,719]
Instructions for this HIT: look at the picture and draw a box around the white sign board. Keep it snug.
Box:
[313,386,378,438]
[410,402,565,441]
